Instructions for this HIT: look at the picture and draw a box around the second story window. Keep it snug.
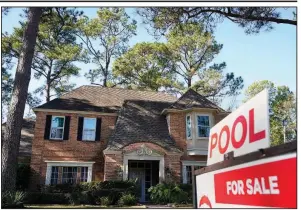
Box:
[83,118,97,141]
[50,116,65,140]
[197,115,210,138]
[186,115,192,139]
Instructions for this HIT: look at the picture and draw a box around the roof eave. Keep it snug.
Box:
[161,107,224,115]
[33,108,118,116]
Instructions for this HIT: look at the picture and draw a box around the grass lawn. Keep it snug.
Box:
[174,204,193,208]
[25,204,147,208]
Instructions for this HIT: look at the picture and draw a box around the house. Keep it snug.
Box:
[2,118,35,164]
[30,85,229,201]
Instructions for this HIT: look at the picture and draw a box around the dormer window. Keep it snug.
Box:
[186,115,192,139]
[197,115,210,138]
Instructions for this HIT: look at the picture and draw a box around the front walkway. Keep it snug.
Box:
[145,205,172,208]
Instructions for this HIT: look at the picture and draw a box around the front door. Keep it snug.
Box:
[128,168,145,202]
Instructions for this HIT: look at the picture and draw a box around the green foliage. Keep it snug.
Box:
[98,196,111,206]
[2,191,27,208]
[118,194,138,206]
[77,8,137,87]
[3,8,87,102]
[16,164,32,191]
[113,22,243,102]
[35,180,139,205]
[1,33,14,118]
[65,191,92,205]
[166,23,243,103]
[113,42,180,91]
[137,8,296,37]
[148,182,190,204]
[24,192,69,205]
[244,80,296,145]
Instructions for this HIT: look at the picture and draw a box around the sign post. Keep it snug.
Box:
[194,89,297,208]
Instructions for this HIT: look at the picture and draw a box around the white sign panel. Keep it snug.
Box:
[197,152,296,208]
[207,89,270,165]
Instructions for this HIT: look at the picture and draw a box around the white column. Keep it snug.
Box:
[45,164,52,185]
[183,164,187,184]
[159,157,164,183]
[87,165,93,182]
[123,157,128,181]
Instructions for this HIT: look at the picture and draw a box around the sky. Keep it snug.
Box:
[2,7,296,113]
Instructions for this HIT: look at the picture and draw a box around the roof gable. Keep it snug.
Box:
[168,88,226,112]
[106,100,181,152]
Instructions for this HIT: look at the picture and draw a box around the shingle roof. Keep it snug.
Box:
[105,100,182,153]
[168,89,226,112]
[1,118,35,157]
[36,85,177,112]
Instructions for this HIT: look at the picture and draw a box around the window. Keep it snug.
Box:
[50,116,65,139]
[50,166,59,185]
[82,118,96,141]
[62,167,78,184]
[186,115,192,139]
[184,165,204,184]
[80,167,88,182]
[197,115,210,138]
[46,162,93,185]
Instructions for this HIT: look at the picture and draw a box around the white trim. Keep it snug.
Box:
[182,161,207,166]
[50,116,65,140]
[195,114,211,139]
[182,161,206,184]
[187,150,208,156]
[123,153,165,183]
[33,108,118,116]
[186,114,192,140]
[82,117,97,141]
[45,161,94,185]
[161,108,224,115]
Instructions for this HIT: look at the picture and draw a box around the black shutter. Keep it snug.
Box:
[77,117,84,141]
[95,118,102,141]
[63,116,70,140]
[44,115,52,140]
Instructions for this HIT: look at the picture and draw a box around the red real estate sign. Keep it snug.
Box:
[196,153,296,208]
[214,157,296,208]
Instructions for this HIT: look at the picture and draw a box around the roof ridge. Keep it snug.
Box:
[81,85,176,96]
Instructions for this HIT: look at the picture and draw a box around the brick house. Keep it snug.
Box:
[30,85,228,202]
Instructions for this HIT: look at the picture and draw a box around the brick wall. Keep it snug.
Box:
[168,112,187,151]
[30,111,117,189]
[104,142,183,183]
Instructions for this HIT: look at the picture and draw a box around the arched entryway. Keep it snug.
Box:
[122,143,165,202]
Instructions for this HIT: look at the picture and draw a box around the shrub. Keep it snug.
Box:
[33,180,139,205]
[24,192,68,204]
[41,183,76,193]
[16,164,31,190]
[98,196,111,206]
[118,194,138,206]
[2,191,27,208]
[66,191,93,205]
[148,182,189,204]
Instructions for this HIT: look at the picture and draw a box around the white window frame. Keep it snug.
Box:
[82,117,97,141]
[182,161,206,184]
[50,116,65,140]
[45,161,95,185]
[186,114,192,140]
[196,114,211,139]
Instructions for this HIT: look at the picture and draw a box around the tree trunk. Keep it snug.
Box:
[2,7,42,192]
[46,83,51,102]
[187,77,192,88]
[103,77,107,87]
